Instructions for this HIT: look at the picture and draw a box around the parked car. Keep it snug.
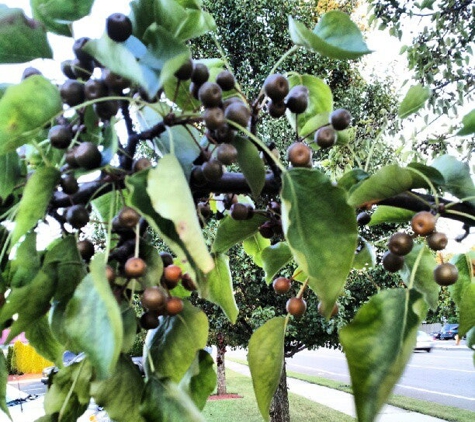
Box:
[431,331,441,340]
[439,323,459,340]
[414,330,433,352]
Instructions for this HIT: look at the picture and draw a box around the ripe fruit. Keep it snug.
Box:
[191,63,209,85]
[267,100,286,118]
[94,100,119,120]
[356,211,371,226]
[411,211,437,236]
[102,68,130,92]
[216,70,235,91]
[49,125,72,149]
[286,297,307,317]
[106,13,133,42]
[74,142,102,169]
[263,74,289,102]
[22,67,41,80]
[426,232,448,251]
[198,82,223,107]
[330,108,352,131]
[224,102,250,128]
[213,124,236,143]
[140,311,160,330]
[66,205,90,229]
[382,251,404,272]
[272,277,292,294]
[163,264,182,286]
[201,159,223,182]
[133,157,152,172]
[166,297,184,316]
[160,252,174,267]
[84,79,108,100]
[118,206,141,228]
[230,203,253,220]
[73,37,93,63]
[216,143,238,165]
[60,80,85,106]
[71,58,94,80]
[318,301,339,318]
[285,85,309,114]
[314,126,337,149]
[433,263,458,286]
[61,60,77,79]
[259,221,274,239]
[287,142,312,167]
[124,257,147,278]
[174,58,193,80]
[203,107,225,131]
[77,239,95,261]
[388,232,414,256]
[141,286,167,310]
[60,174,79,195]
[181,273,197,291]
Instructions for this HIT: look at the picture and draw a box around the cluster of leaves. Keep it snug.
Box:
[0,1,474,422]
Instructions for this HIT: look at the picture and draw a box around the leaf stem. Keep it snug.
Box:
[59,359,86,421]
[408,245,425,290]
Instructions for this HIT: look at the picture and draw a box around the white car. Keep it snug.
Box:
[415,330,433,352]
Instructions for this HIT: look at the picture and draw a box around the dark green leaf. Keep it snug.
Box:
[179,350,216,411]
[457,109,475,136]
[369,206,415,226]
[398,84,431,118]
[0,6,52,62]
[64,253,123,379]
[9,232,40,288]
[339,289,427,422]
[459,284,475,337]
[281,168,357,317]
[262,242,293,283]
[400,244,439,310]
[212,214,268,254]
[121,304,139,353]
[337,168,369,191]
[204,253,238,323]
[449,252,474,306]
[0,152,21,200]
[248,317,286,422]
[141,241,165,290]
[25,315,64,366]
[91,354,145,422]
[243,233,270,268]
[140,376,205,422]
[288,12,371,60]
[0,76,62,154]
[145,301,208,383]
[407,162,445,187]
[0,352,10,420]
[91,190,123,224]
[231,136,266,198]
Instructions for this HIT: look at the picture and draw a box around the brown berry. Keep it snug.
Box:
[163,264,182,286]
[426,232,448,251]
[124,257,147,278]
[166,297,184,316]
[388,232,414,256]
[272,277,291,294]
[287,142,312,167]
[286,297,307,317]
[317,301,339,318]
[382,251,404,272]
[141,286,167,310]
[411,211,437,236]
[433,263,458,286]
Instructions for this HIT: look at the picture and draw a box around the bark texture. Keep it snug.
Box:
[216,333,227,395]
[269,362,290,422]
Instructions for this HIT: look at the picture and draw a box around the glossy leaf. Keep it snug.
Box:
[91,354,145,422]
[431,155,475,207]
[459,284,475,337]
[0,6,52,62]
[449,252,474,306]
[145,301,208,383]
[353,238,376,270]
[457,109,475,136]
[262,242,293,283]
[0,76,62,154]
[340,289,427,422]
[140,376,205,422]
[369,206,415,226]
[281,168,357,317]
[205,253,239,323]
[399,243,439,310]
[212,214,268,254]
[0,152,21,200]
[0,352,10,421]
[398,84,431,118]
[243,233,271,268]
[25,316,64,366]
[179,350,216,410]
[147,154,214,273]
[248,317,286,421]
[231,136,266,198]
[288,12,371,60]
[31,0,94,36]
[64,254,123,379]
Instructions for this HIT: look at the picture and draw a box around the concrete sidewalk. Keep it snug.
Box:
[225,360,445,422]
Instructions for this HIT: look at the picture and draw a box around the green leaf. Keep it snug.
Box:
[407,162,445,187]
[212,214,268,254]
[459,284,475,337]
[0,152,21,200]
[145,301,208,383]
[288,12,371,60]
[91,190,123,224]
[31,0,94,36]
[431,155,475,208]
[353,238,376,270]
[399,244,439,310]
[141,241,165,290]
[347,165,414,208]
[281,168,357,317]
[337,168,369,191]
[369,206,415,226]
[147,154,214,273]
[64,253,123,379]
[9,231,40,288]
[0,76,62,154]
[140,376,205,422]
[25,316,64,366]
[243,233,271,268]
[10,167,60,247]
[0,6,52,63]
[91,354,145,422]
[457,109,475,136]
[286,74,333,139]
[179,350,216,410]
[121,304,139,353]
[398,84,431,118]
[248,317,286,421]
[205,254,238,323]
[339,289,427,422]
[231,136,266,198]
[0,352,11,420]
[449,252,474,306]
[262,242,293,283]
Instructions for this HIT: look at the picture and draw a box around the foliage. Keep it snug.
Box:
[0,1,473,422]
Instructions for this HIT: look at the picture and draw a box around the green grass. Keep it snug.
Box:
[202,369,355,422]
[227,357,475,422]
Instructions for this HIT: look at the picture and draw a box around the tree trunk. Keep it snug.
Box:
[216,333,227,395]
[269,362,290,422]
